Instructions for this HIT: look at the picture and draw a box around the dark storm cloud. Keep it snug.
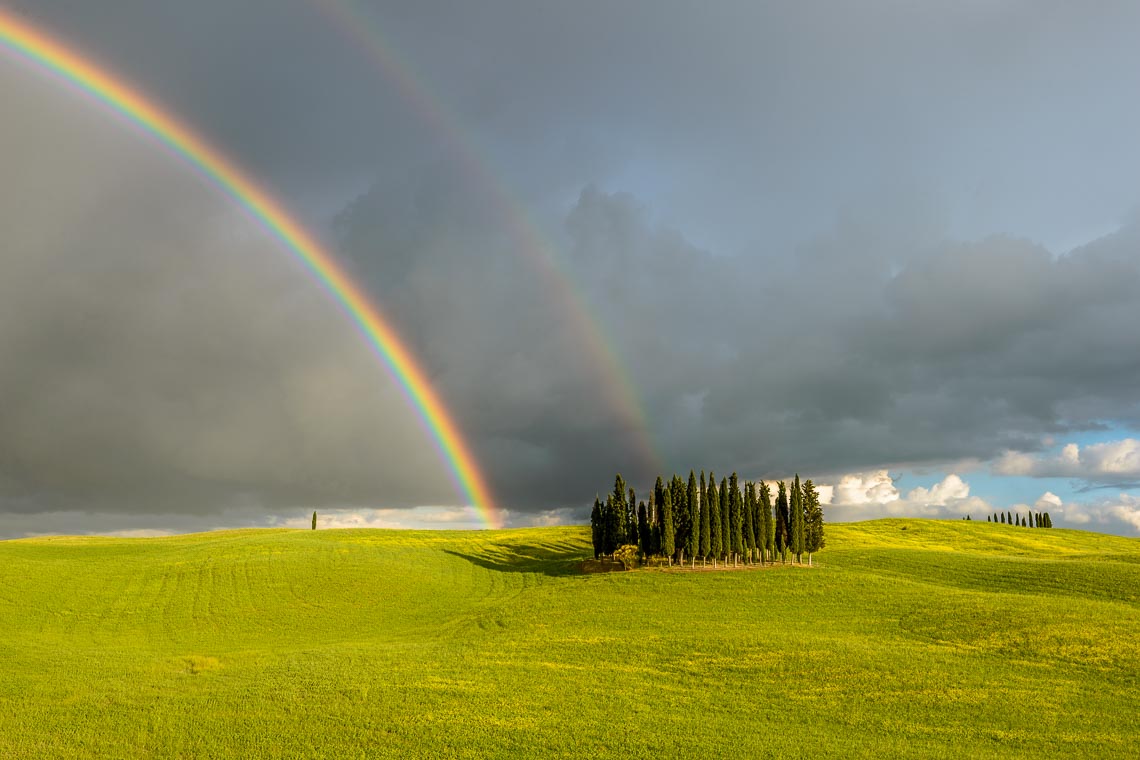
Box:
[0,66,458,534]
[4,2,1140,532]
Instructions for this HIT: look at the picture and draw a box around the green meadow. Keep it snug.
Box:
[2,520,1138,758]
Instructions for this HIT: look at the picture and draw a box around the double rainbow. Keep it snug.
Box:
[0,9,500,527]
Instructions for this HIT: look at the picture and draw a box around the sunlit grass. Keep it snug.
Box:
[2,520,1138,757]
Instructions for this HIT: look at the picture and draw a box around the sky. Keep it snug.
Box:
[3,1,1140,537]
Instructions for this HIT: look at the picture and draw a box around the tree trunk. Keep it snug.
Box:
[808,552,812,566]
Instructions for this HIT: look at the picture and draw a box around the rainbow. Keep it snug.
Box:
[0,8,501,528]
[308,0,662,474]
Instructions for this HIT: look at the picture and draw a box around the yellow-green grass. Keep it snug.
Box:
[2,520,1138,758]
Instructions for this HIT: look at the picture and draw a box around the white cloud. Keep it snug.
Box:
[905,473,969,506]
[818,471,991,521]
[993,439,1140,481]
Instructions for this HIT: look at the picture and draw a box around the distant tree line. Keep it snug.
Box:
[985,511,1053,528]
[590,471,825,568]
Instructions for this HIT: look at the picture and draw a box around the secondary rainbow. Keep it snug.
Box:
[308,0,662,474]
[0,9,500,528]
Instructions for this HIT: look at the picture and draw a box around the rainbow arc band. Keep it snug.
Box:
[0,9,500,528]
[309,0,662,474]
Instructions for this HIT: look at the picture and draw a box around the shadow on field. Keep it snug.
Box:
[443,543,585,577]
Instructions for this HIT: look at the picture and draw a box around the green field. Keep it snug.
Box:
[2,520,1138,758]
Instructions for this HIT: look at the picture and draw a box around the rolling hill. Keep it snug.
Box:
[2,519,1138,758]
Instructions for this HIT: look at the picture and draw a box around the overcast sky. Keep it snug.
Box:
[3,1,1140,537]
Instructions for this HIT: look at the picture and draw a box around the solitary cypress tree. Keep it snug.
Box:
[686,471,700,567]
[661,487,676,564]
[590,497,603,558]
[637,502,649,557]
[699,471,711,563]
[708,471,723,566]
[803,479,825,565]
[719,477,730,561]
[312,511,317,530]
[729,473,744,565]
[775,481,789,562]
[790,475,805,563]
[743,481,757,563]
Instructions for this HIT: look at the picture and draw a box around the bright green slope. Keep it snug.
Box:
[2,520,1139,758]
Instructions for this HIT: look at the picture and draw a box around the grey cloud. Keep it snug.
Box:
[5,2,1140,533]
[1,66,460,532]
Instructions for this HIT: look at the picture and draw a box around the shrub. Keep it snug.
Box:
[614,544,640,570]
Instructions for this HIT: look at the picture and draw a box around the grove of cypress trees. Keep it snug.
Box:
[743,481,757,563]
[803,479,825,566]
[729,473,744,566]
[708,471,723,566]
[790,475,805,563]
[699,471,711,564]
[719,477,730,562]
[661,486,676,564]
[686,471,699,567]
[775,481,789,563]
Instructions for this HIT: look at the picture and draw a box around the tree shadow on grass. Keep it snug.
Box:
[443,543,587,577]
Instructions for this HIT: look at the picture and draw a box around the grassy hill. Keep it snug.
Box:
[2,519,1138,758]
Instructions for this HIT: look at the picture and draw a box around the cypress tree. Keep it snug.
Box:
[590,497,603,558]
[661,486,676,564]
[312,511,317,530]
[686,471,700,567]
[719,477,730,562]
[628,487,638,546]
[987,515,991,522]
[637,502,649,557]
[790,475,805,563]
[1007,511,1013,525]
[743,481,757,563]
[803,479,825,566]
[629,489,638,549]
[699,471,711,563]
[775,481,789,563]
[672,475,688,564]
[1000,512,1006,524]
[708,471,723,566]
[603,494,620,555]
[1045,512,1053,528]
[729,473,744,565]
[760,481,774,563]
[612,475,629,544]
[653,477,666,555]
